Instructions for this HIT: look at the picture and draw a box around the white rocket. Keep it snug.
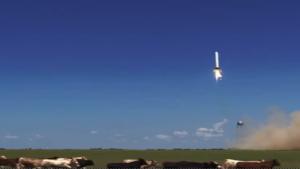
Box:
[213,51,222,81]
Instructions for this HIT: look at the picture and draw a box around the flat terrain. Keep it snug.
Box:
[0,149,299,168]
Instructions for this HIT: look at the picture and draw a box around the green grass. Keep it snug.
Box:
[0,149,299,167]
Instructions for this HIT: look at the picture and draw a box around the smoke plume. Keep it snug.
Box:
[235,111,300,150]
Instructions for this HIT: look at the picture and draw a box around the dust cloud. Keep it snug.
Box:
[235,111,300,150]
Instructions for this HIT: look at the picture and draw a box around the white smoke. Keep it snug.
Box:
[196,119,228,138]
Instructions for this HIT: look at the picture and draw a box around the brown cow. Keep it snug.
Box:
[0,156,22,169]
[235,159,280,169]
[223,159,265,169]
[162,161,222,169]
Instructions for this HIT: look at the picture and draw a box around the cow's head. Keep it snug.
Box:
[70,158,81,168]
[76,159,95,167]
[137,158,148,165]
[145,160,159,165]
[0,156,7,159]
[208,161,221,168]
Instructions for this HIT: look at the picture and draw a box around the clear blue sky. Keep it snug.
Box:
[0,0,299,149]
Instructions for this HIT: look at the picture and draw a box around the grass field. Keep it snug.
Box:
[0,149,299,168]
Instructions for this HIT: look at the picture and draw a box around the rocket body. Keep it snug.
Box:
[213,51,222,81]
[215,51,220,68]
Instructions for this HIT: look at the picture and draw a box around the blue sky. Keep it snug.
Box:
[0,0,300,149]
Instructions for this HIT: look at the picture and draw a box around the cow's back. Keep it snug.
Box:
[163,161,219,169]
[236,161,276,169]
[107,160,147,169]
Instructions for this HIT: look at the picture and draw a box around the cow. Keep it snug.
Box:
[162,161,222,169]
[236,159,280,169]
[123,159,158,165]
[0,156,22,169]
[75,157,94,168]
[140,160,160,169]
[36,156,93,169]
[107,158,148,169]
[223,159,280,169]
[19,157,80,169]
[123,159,160,169]
[42,158,80,168]
[223,159,245,169]
[223,159,261,169]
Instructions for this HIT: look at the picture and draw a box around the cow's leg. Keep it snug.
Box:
[15,164,21,169]
[63,164,72,169]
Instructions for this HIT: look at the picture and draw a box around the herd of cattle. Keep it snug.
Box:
[107,158,280,169]
[0,155,280,169]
